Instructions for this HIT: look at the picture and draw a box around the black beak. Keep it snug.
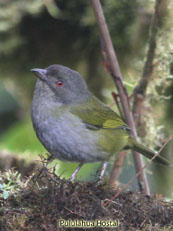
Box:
[31,68,48,82]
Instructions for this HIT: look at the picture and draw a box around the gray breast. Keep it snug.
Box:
[31,105,108,163]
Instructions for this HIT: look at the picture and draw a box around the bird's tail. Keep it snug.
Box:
[127,137,169,165]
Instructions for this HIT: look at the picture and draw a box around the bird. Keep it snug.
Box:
[30,64,169,179]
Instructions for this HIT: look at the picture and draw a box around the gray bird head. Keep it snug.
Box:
[31,64,91,105]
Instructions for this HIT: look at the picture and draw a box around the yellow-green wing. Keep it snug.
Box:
[71,96,129,130]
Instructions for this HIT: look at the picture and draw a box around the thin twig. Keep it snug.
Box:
[111,92,124,120]
[108,151,127,187]
[90,0,150,194]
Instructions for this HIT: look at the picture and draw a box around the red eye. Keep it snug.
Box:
[56,80,64,87]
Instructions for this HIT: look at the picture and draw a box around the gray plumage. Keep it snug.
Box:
[31,65,109,163]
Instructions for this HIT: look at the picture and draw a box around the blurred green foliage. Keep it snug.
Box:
[0,85,19,134]
[0,121,45,154]
[0,0,142,100]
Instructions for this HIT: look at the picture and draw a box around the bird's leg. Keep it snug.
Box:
[99,162,108,179]
[70,163,83,181]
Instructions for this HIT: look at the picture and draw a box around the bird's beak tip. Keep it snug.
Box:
[31,68,47,81]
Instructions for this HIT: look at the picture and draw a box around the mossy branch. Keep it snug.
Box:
[133,0,168,123]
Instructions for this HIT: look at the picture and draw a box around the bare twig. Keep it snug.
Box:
[111,92,124,120]
[108,151,127,187]
[90,0,150,194]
